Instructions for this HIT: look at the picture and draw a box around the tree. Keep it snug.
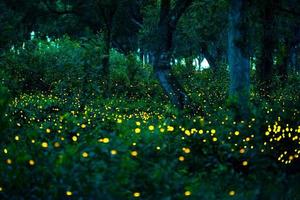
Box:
[228,0,250,119]
[151,0,193,109]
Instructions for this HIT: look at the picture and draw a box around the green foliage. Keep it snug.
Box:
[0,65,299,199]
[0,86,9,138]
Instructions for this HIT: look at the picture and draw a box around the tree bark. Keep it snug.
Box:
[228,0,250,119]
[153,0,192,109]
[278,39,290,81]
[257,0,278,86]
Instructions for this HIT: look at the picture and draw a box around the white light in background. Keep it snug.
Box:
[195,58,210,71]
[201,58,210,69]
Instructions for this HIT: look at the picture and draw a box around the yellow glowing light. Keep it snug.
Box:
[184,191,191,196]
[148,125,155,131]
[46,128,51,133]
[211,129,216,134]
[3,148,8,154]
[167,126,174,132]
[103,138,110,143]
[54,142,60,148]
[29,160,35,166]
[265,131,270,136]
[6,159,12,165]
[111,150,117,155]
[133,192,140,197]
[183,148,191,154]
[135,128,141,134]
[41,142,48,148]
[239,148,245,154]
[15,135,19,141]
[234,131,240,136]
[185,130,191,136]
[82,152,89,158]
[242,161,248,166]
[179,156,185,161]
[131,151,138,157]
[212,137,218,142]
[72,136,78,142]
[81,124,86,129]
[229,190,235,196]
[66,191,72,196]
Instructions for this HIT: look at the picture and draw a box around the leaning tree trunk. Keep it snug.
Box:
[228,0,250,119]
[153,24,188,109]
[153,0,192,109]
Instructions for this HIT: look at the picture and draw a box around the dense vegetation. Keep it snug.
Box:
[0,0,299,199]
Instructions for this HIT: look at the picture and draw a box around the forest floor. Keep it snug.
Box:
[0,89,300,199]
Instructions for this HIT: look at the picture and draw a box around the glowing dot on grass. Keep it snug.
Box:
[179,156,185,161]
[184,191,191,196]
[131,151,138,157]
[182,148,190,154]
[185,130,191,136]
[3,148,8,154]
[212,137,218,142]
[136,121,141,126]
[72,136,78,142]
[111,150,117,155]
[239,148,245,154]
[54,142,60,148]
[29,160,35,166]
[41,142,48,148]
[6,159,12,165]
[133,192,140,197]
[265,131,270,136]
[167,126,174,132]
[229,190,235,196]
[66,191,72,196]
[81,124,86,129]
[211,129,216,134]
[148,125,155,131]
[135,128,141,134]
[15,135,20,141]
[242,161,248,166]
[234,131,240,136]
[46,128,51,133]
[82,152,89,158]
[103,138,110,143]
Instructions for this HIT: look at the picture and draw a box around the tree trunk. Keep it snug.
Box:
[257,0,277,86]
[278,39,290,81]
[228,0,250,119]
[152,0,192,109]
